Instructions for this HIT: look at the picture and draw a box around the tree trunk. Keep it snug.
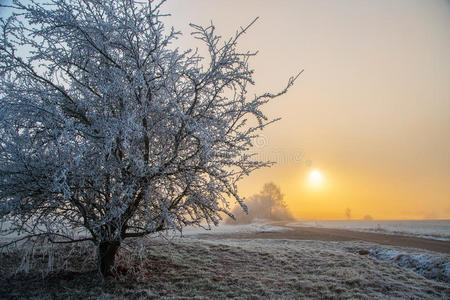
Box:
[98,241,120,277]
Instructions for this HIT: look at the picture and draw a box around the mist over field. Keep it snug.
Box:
[226,183,295,224]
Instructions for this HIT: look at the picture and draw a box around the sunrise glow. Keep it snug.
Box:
[308,169,324,188]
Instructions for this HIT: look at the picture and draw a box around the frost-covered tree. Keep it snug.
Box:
[0,0,298,276]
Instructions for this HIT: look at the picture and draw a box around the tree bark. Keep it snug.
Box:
[98,241,120,277]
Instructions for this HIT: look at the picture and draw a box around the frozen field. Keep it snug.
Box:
[1,236,448,299]
[287,220,450,241]
[1,222,449,298]
[180,223,291,236]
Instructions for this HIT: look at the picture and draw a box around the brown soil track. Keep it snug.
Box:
[196,224,450,254]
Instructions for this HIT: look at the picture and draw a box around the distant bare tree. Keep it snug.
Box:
[345,208,352,220]
[226,183,295,224]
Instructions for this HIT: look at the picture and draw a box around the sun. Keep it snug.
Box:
[308,169,324,187]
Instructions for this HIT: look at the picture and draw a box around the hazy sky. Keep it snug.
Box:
[164,0,450,220]
[1,1,448,220]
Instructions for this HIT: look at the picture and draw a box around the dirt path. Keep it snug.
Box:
[195,225,450,254]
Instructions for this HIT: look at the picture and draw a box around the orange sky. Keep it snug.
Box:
[1,1,447,220]
[164,0,450,220]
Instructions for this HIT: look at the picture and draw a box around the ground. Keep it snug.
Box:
[0,232,449,299]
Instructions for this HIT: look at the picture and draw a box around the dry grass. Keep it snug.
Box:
[0,237,449,299]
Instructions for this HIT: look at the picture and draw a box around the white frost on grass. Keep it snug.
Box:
[369,248,450,283]
[189,238,449,298]
[207,238,450,284]
[180,222,291,237]
[1,237,449,298]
